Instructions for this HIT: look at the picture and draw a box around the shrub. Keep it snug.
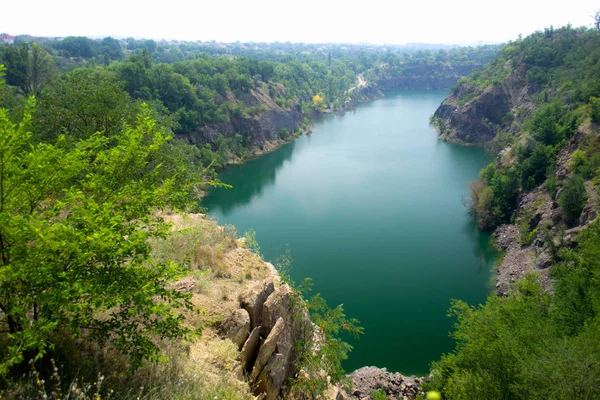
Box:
[558,174,588,226]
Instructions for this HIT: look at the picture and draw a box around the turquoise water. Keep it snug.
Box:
[202,91,498,375]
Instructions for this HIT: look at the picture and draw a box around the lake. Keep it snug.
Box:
[202,91,498,375]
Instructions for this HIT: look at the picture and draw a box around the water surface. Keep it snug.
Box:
[203,91,498,375]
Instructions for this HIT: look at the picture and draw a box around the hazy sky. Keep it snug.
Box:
[3,0,599,45]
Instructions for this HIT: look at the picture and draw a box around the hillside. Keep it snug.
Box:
[0,39,499,172]
[427,26,600,399]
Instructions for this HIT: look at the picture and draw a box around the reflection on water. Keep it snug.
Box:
[462,217,499,279]
[203,141,296,214]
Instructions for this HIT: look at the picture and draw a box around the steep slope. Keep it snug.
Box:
[432,63,534,143]
[427,26,600,399]
[432,27,600,145]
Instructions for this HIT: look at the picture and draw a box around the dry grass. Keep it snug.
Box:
[2,212,277,400]
[153,212,275,394]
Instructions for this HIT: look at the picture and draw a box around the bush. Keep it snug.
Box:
[278,128,290,139]
[558,174,588,226]
[590,96,600,122]
[0,101,201,375]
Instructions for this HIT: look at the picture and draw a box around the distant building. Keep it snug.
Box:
[0,33,14,44]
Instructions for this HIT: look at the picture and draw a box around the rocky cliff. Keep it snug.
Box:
[184,83,304,147]
[180,61,490,160]
[432,64,536,144]
[373,62,488,92]
[492,123,598,295]
[160,213,425,400]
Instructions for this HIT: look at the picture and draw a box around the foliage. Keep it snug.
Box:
[0,64,5,87]
[290,284,363,398]
[271,254,362,399]
[569,134,600,179]
[558,174,588,226]
[1,43,57,95]
[589,96,600,122]
[370,388,388,400]
[1,339,253,400]
[0,100,205,376]
[428,218,600,399]
[0,37,501,170]
[311,94,326,111]
[34,68,135,140]
[465,26,600,229]
[428,24,600,400]
[469,164,519,230]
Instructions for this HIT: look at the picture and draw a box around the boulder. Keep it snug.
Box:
[217,308,251,349]
[250,317,284,383]
[535,251,553,270]
[254,353,287,400]
[347,366,424,399]
[239,280,275,329]
[171,276,196,293]
[240,325,262,372]
[261,284,292,337]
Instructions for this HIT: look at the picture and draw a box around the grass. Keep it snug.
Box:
[1,212,274,400]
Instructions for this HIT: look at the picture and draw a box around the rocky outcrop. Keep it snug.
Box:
[377,77,459,91]
[250,317,284,383]
[492,125,599,294]
[240,326,262,370]
[240,279,275,330]
[374,62,485,92]
[432,64,536,144]
[184,83,304,148]
[217,280,312,399]
[342,84,383,111]
[217,308,251,349]
[494,224,538,295]
[493,186,563,295]
[346,367,425,399]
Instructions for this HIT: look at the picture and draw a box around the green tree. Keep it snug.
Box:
[34,68,133,140]
[29,43,57,95]
[290,280,363,398]
[590,96,600,122]
[558,174,588,226]
[0,43,56,95]
[0,64,5,87]
[1,44,30,93]
[211,73,229,95]
[112,55,151,97]
[144,39,157,54]
[0,100,203,375]
[99,37,123,61]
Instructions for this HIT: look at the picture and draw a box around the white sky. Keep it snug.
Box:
[2,0,599,45]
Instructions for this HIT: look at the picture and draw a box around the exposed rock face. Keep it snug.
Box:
[492,126,598,294]
[250,317,284,383]
[342,84,383,111]
[217,308,251,349]
[494,224,538,295]
[183,83,304,148]
[217,280,312,399]
[347,366,425,399]
[239,279,275,330]
[580,181,598,226]
[261,284,292,336]
[240,326,262,371]
[255,353,288,400]
[377,77,460,91]
[433,64,535,144]
[375,62,484,92]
